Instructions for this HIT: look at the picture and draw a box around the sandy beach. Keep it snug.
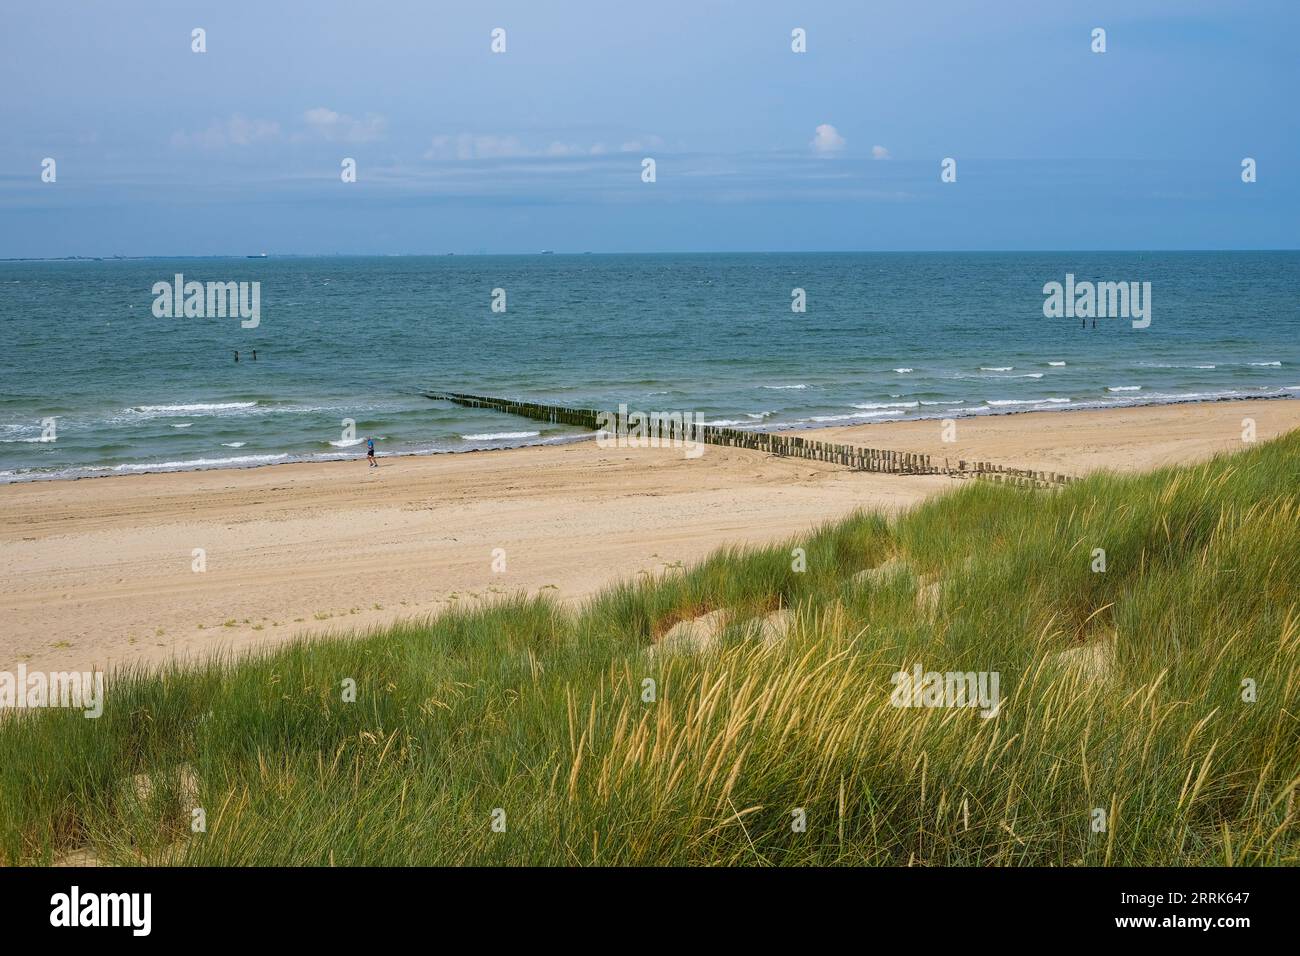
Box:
[2,398,1296,674]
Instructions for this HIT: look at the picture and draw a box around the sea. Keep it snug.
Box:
[1,252,1296,483]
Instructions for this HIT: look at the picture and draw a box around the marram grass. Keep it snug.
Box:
[1,432,1296,865]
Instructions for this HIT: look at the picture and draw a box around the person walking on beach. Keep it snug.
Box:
[366,435,377,467]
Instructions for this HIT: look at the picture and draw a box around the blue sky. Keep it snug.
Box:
[2,0,1297,256]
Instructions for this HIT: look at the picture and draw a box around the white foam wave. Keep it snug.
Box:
[132,402,258,414]
[110,454,290,473]
[808,410,905,423]
[462,431,540,441]
[986,398,1072,407]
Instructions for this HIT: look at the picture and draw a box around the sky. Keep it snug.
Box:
[1,0,1297,256]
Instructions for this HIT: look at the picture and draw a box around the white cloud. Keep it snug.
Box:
[425,134,641,161]
[302,107,386,143]
[619,135,664,153]
[424,134,527,160]
[171,115,281,150]
[871,145,890,160]
[810,123,846,155]
[171,109,387,149]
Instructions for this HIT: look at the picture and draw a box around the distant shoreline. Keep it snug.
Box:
[5,248,1300,263]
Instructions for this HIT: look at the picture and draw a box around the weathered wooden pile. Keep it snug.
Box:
[423,391,1074,487]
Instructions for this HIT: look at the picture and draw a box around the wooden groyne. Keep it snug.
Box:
[423,390,1075,487]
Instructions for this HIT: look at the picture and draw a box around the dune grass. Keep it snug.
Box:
[1,432,1296,866]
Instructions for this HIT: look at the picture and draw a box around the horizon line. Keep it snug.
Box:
[5,247,1300,262]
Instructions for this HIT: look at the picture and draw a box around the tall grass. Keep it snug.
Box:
[1,432,1296,865]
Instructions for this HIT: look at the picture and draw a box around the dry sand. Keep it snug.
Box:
[2,398,1296,674]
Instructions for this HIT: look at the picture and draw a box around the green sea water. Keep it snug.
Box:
[1,251,1296,482]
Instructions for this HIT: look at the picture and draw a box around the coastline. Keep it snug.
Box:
[3,397,1298,676]
[3,388,1296,486]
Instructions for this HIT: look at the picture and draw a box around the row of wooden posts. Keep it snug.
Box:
[423,391,1075,487]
